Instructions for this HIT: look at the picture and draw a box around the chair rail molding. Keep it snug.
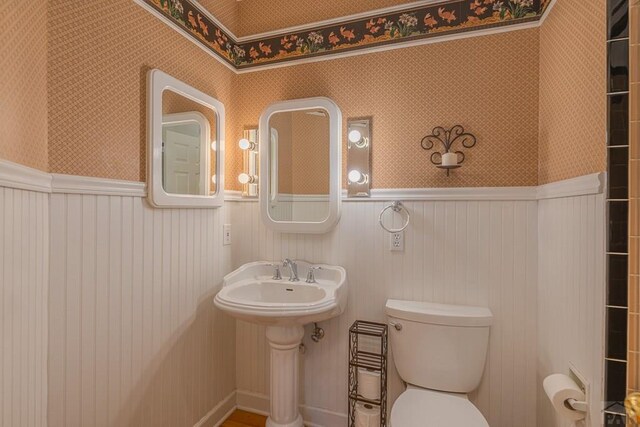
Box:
[0,160,604,201]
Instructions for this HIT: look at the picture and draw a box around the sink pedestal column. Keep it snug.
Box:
[265,325,305,427]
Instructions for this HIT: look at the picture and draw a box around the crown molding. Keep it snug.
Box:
[538,0,557,26]
[233,0,442,42]
[135,0,556,74]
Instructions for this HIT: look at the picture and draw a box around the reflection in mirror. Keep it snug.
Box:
[268,109,330,222]
[147,69,224,208]
[161,90,216,196]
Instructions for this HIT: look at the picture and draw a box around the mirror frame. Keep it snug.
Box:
[147,69,225,208]
[259,97,342,234]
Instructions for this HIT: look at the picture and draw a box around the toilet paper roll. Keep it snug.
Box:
[357,368,381,400]
[543,374,586,421]
[355,403,380,427]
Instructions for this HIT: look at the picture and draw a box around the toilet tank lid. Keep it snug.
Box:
[385,300,493,327]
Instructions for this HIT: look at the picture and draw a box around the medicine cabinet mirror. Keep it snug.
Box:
[259,97,342,234]
[147,69,225,208]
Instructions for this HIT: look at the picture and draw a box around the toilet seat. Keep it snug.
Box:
[390,386,489,427]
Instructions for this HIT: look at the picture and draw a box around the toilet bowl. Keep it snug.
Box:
[390,386,489,427]
[385,299,493,427]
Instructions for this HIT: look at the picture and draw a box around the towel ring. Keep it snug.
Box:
[379,201,410,233]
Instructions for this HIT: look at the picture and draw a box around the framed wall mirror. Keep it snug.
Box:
[259,97,342,234]
[147,69,225,208]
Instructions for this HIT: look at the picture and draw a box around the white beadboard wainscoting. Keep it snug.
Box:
[229,199,540,427]
[0,158,607,427]
[0,186,49,427]
[47,193,236,427]
[537,194,606,427]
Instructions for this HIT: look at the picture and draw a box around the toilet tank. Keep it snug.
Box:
[385,299,493,393]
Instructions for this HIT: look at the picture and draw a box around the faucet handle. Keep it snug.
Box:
[306,266,322,283]
[266,263,282,280]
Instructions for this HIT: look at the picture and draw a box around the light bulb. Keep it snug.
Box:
[348,130,362,144]
[238,173,257,184]
[211,140,217,151]
[348,170,363,184]
[238,138,251,150]
[211,175,216,184]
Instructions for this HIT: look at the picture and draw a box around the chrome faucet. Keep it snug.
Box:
[266,263,282,280]
[306,266,322,283]
[282,258,299,282]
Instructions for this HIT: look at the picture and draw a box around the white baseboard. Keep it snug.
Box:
[194,391,237,427]
[235,390,347,427]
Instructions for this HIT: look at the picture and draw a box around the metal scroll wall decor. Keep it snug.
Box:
[420,125,477,176]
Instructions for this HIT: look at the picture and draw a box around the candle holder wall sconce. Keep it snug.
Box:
[420,125,477,176]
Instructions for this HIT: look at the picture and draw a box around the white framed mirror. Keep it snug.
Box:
[259,97,342,234]
[147,69,225,208]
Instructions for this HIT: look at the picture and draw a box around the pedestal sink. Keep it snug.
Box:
[214,261,348,427]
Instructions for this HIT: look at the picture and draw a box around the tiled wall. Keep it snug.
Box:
[628,0,640,419]
[605,1,631,425]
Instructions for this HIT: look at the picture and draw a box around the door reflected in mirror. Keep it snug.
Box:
[161,90,217,196]
[268,109,330,222]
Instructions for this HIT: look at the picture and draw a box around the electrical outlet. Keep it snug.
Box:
[223,224,231,245]
[389,231,404,252]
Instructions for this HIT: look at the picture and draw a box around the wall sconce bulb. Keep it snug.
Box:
[238,138,256,151]
[348,170,368,185]
[348,129,368,148]
[348,130,362,143]
[238,173,258,185]
[211,140,217,151]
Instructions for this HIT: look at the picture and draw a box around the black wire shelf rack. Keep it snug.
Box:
[348,320,388,427]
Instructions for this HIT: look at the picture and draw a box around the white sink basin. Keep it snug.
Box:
[214,260,347,326]
[214,261,347,427]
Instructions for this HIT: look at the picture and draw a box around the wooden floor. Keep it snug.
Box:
[220,409,267,427]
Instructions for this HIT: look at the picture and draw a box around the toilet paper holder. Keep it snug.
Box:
[565,398,588,413]
[565,364,589,413]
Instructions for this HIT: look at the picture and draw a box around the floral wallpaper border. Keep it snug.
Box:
[144,0,548,69]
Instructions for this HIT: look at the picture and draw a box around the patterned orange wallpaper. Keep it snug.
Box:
[538,0,607,184]
[230,28,540,190]
[198,0,239,34]
[0,0,48,171]
[47,0,236,183]
[236,0,418,37]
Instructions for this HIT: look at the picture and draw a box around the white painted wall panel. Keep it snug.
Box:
[48,194,236,427]
[0,187,49,427]
[537,194,606,427]
[230,199,539,427]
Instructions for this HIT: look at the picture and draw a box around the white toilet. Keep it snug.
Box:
[385,299,493,427]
